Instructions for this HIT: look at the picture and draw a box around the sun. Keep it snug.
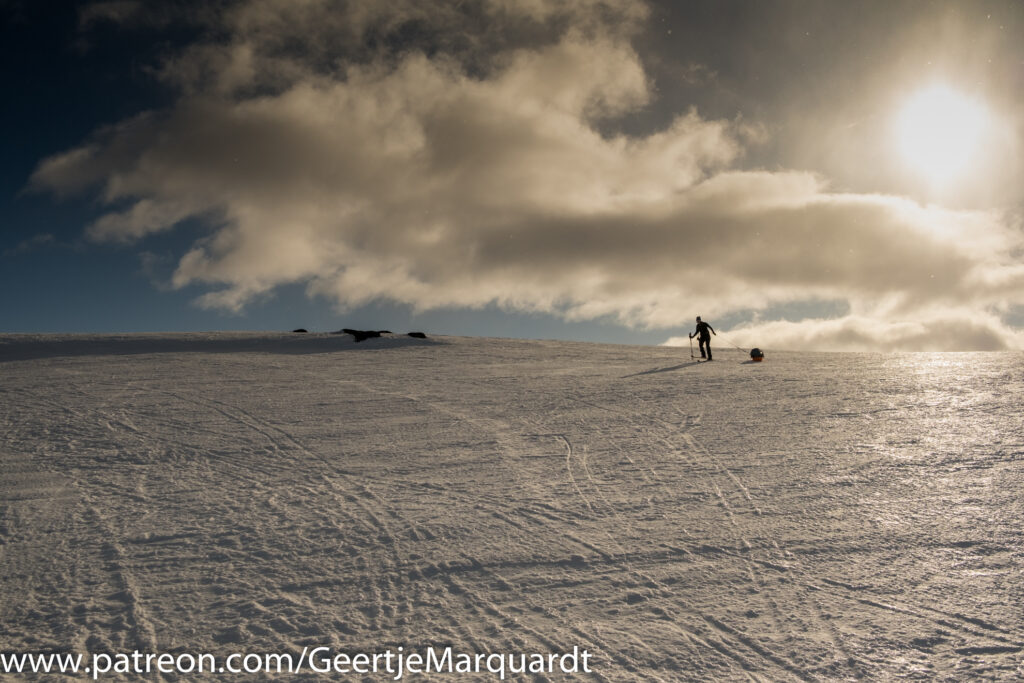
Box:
[893,84,990,187]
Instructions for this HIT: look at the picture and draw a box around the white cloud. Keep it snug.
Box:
[32,0,1024,349]
[665,309,1024,352]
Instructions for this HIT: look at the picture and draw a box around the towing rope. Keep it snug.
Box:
[716,330,750,354]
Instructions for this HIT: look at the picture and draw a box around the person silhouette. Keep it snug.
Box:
[689,316,716,360]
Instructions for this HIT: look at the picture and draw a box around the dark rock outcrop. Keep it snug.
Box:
[339,328,392,342]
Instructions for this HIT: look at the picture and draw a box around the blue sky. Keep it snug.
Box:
[3,1,1022,349]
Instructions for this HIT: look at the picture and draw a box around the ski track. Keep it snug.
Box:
[563,395,816,680]
[1,334,1023,680]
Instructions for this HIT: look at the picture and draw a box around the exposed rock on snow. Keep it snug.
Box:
[337,329,393,342]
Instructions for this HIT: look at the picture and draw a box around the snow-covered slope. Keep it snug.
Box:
[1,333,1022,680]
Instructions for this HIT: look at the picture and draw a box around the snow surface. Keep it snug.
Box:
[1,332,1022,680]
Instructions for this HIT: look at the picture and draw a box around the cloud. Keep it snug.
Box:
[4,233,56,257]
[78,1,144,27]
[665,309,1024,352]
[76,0,230,31]
[31,0,1024,349]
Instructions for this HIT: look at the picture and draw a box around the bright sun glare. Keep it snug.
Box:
[894,84,990,187]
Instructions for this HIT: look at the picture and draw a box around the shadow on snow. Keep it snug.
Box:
[622,360,706,378]
[0,333,441,363]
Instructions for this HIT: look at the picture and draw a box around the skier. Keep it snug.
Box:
[689,316,716,360]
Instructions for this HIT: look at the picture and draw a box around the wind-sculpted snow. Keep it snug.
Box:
[1,334,1022,680]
